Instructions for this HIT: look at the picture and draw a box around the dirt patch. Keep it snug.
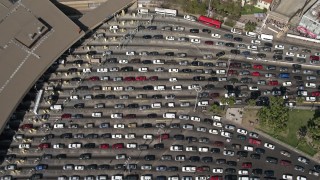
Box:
[241,108,259,130]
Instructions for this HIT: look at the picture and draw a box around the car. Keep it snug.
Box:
[309,170,319,177]
[280,160,291,166]
[296,176,307,180]
[280,150,291,157]
[249,138,261,146]
[205,41,214,45]
[242,162,252,168]
[212,168,223,173]
[264,143,275,150]
[191,38,200,43]
[251,39,261,44]
[223,150,235,156]
[166,36,175,41]
[298,156,310,164]
[212,33,221,38]
[238,169,249,175]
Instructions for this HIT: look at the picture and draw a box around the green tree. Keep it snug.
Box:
[296,97,304,105]
[257,96,289,132]
[245,21,257,32]
[224,19,236,27]
[209,103,223,115]
[247,99,256,106]
[307,117,320,141]
[298,126,307,139]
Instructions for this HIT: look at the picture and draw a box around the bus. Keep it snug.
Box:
[154,7,177,16]
[138,9,149,14]
[198,15,221,28]
[258,33,273,42]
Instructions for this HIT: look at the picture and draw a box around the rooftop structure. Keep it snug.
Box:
[298,0,320,39]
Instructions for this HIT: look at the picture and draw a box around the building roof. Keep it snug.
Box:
[261,0,273,4]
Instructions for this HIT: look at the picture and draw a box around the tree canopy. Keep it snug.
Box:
[245,21,257,32]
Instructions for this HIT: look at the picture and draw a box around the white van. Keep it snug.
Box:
[172,85,182,90]
[151,102,162,108]
[154,85,166,91]
[50,104,63,110]
[163,112,176,119]
[92,112,102,117]
[245,31,257,38]
[258,34,273,42]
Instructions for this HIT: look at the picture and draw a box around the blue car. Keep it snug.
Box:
[35,164,48,171]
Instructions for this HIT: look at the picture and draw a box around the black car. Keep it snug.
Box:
[74,103,84,109]
[252,168,263,175]
[264,170,274,177]
[87,164,98,170]
[230,49,240,54]
[204,62,214,67]
[204,84,215,90]
[174,134,185,140]
[237,151,248,157]
[226,161,237,167]
[211,148,220,153]
[144,155,156,161]
[262,47,272,52]
[128,103,139,108]
[60,133,72,139]
[154,143,164,149]
[147,26,157,30]
[68,68,78,73]
[121,66,134,72]
[273,55,283,60]
[201,156,213,162]
[255,148,265,154]
[202,29,211,33]
[153,35,163,39]
[225,43,235,47]
[216,159,226,164]
[233,37,242,41]
[71,77,82,82]
[193,76,205,81]
[240,77,252,83]
[266,157,278,164]
[165,52,174,56]
[167,166,178,172]
[264,42,273,47]
[224,34,233,39]
[79,153,91,160]
[274,49,283,54]
[143,85,153,90]
[86,134,99,139]
[142,123,152,128]
[186,136,197,142]
[297,58,306,63]
[190,29,199,33]
[191,61,203,66]
[138,25,145,30]
[182,69,192,73]
[224,175,237,180]
[216,51,225,57]
[225,168,236,174]
[292,64,302,69]
[267,65,276,70]
[94,94,105,99]
[250,153,261,159]
[143,35,152,39]
[142,60,152,64]
[98,164,110,170]
[77,86,88,90]
[257,53,266,58]
[147,113,157,118]
[149,51,159,56]
[189,156,200,162]
[100,133,112,138]
[152,94,162,99]
[208,77,218,81]
[285,57,293,61]
[106,95,116,99]
[84,143,95,148]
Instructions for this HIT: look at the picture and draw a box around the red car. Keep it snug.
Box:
[112,143,124,149]
[20,124,33,130]
[310,55,320,61]
[100,144,109,149]
[210,176,223,180]
[149,76,158,81]
[196,167,204,172]
[213,141,224,147]
[312,91,320,97]
[136,76,147,81]
[249,138,261,146]
[210,93,220,99]
[280,160,291,166]
[38,143,50,149]
[124,77,135,81]
[89,76,100,81]
[269,80,279,86]
[251,72,260,76]
[61,114,72,119]
[253,64,263,69]
[205,41,214,45]
[242,162,252,168]
[228,70,238,75]
[125,114,136,118]
[160,133,169,140]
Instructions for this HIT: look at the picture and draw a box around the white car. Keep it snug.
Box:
[296,176,307,180]
[249,132,259,138]
[220,130,232,138]
[212,115,222,121]
[245,31,257,38]
[125,133,136,139]
[303,70,313,74]
[251,39,261,45]
[306,83,316,88]
[236,128,248,135]
[186,146,197,152]
[126,51,135,56]
[143,134,153,140]
[286,52,295,56]
[190,38,200,43]
[298,156,310,164]
[238,169,249,175]
[109,67,119,72]
[97,68,108,72]
[315,52,320,56]
[126,143,137,149]
[112,134,123,139]
[138,67,148,72]
[280,150,291,157]
[68,143,82,149]
[169,77,178,82]
[170,145,183,151]
[153,59,165,64]
[211,33,221,38]
[141,165,152,170]
[184,15,197,21]
[275,44,284,49]
[19,143,31,149]
[282,81,292,87]
[172,85,182,90]
[198,147,209,152]
[53,143,64,149]
[111,113,123,119]
[264,142,275,150]
[169,68,179,73]
[209,129,219,134]
[306,96,316,102]
[119,59,128,64]
[197,127,207,132]
[213,122,222,127]
[297,54,306,58]
[75,165,85,171]
[212,168,223,173]
[182,166,196,172]
[190,116,201,122]
[243,145,254,151]
[247,45,257,50]
[173,26,185,31]
[216,69,226,74]
[166,36,175,41]
[114,124,125,129]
